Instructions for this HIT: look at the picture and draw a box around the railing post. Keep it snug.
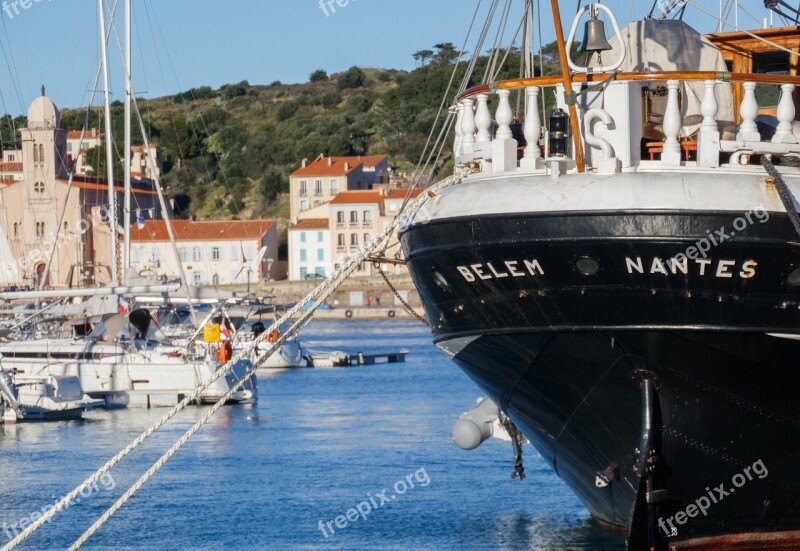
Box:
[737,81,761,142]
[460,98,476,154]
[698,80,720,167]
[475,93,492,146]
[661,80,682,166]
[773,83,798,144]
[492,89,518,173]
[454,102,465,157]
[520,86,543,170]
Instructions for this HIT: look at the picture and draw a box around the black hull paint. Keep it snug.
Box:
[401,210,800,546]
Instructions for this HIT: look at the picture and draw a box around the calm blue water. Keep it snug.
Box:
[0,320,626,550]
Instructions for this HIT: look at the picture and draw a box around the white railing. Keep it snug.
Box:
[453,74,800,175]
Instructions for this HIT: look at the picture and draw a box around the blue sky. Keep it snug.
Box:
[0,0,784,114]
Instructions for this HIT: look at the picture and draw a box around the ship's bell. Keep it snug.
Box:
[580,11,613,54]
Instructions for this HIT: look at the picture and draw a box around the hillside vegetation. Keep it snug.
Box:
[4,42,568,221]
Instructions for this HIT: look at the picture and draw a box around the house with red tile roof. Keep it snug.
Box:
[129,219,282,284]
[289,153,389,222]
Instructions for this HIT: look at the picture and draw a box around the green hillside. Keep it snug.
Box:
[5,42,567,221]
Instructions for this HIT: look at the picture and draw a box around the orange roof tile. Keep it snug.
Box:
[385,189,423,200]
[0,162,23,172]
[329,191,383,205]
[291,154,386,177]
[55,177,158,195]
[130,220,275,242]
[66,130,104,140]
[290,218,329,230]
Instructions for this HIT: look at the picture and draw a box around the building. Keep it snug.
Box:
[130,144,163,180]
[65,129,105,175]
[286,188,424,280]
[129,220,281,285]
[0,93,163,288]
[288,218,331,280]
[289,154,389,222]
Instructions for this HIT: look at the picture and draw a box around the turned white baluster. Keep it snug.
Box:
[491,89,518,173]
[773,83,797,144]
[454,102,465,156]
[522,87,542,163]
[700,80,719,133]
[475,93,492,145]
[737,81,760,141]
[461,98,476,153]
[661,80,682,166]
[698,80,720,167]
[495,90,513,140]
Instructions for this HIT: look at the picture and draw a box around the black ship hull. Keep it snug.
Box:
[401,209,800,548]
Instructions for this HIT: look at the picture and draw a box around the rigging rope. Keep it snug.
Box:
[1,167,476,551]
[684,0,800,57]
[760,156,800,239]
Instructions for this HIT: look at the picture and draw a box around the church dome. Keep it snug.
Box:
[27,94,60,129]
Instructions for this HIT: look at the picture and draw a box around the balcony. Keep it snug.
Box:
[348,223,359,229]
[336,223,346,229]
[362,221,373,229]
[349,246,359,252]
[336,246,346,253]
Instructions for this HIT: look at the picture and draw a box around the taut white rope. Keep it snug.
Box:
[0,168,474,551]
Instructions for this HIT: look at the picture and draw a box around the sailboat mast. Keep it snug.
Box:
[549,0,585,173]
[123,0,132,277]
[98,0,118,283]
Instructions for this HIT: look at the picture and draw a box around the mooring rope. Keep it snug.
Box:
[0,167,474,551]
[760,155,800,239]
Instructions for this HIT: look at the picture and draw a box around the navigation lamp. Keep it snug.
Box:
[580,5,613,54]
[548,108,570,157]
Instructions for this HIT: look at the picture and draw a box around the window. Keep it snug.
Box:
[34,181,45,194]
[330,179,339,195]
[7,154,13,162]
[300,232,306,243]
[300,249,307,262]
[35,221,45,238]
[192,247,202,261]
[364,233,371,245]
[317,231,323,242]
[350,233,358,246]
[12,222,18,238]
[63,221,69,234]
[212,274,220,286]
[33,145,39,163]
[337,234,346,250]
[67,143,73,153]
[314,180,323,196]
[211,247,221,261]
[230,245,239,262]
[299,180,307,196]
[363,210,371,223]
[193,272,204,285]
[38,144,44,163]
[315,267,325,276]
[389,203,398,213]
[300,199,308,212]
[336,212,345,226]
[317,248,324,261]
[178,247,187,261]
[299,267,307,279]
[350,211,358,223]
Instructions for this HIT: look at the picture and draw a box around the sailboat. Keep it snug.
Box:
[0,0,257,408]
[399,2,800,549]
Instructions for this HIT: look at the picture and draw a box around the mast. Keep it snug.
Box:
[549,0,585,173]
[123,0,132,278]
[98,0,118,283]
